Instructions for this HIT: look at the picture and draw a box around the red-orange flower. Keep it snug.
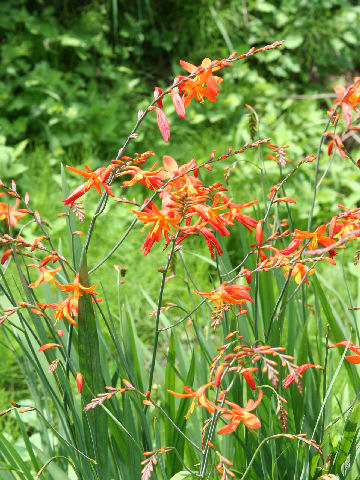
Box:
[1,248,13,264]
[329,340,360,364]
[56,274,97,302]
[178,223,223,258]
[192,194,233,237]
[132,202,181,255]
[223,196,258,232]
[76,372,84,393]
[324,132,346,158]
[217,390,263,434]
[167,382,215,419]
[194,281,253,311]
[0,198,28,227]
[119,162,167,190]
[177,57,224,107]
[63,165,114,207]
[283,364,322,388]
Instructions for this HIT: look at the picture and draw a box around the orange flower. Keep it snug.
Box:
[177,57,224,107]
[283,364,322,388]
[132,202,181,255]
[283,263,315,285]
[56,274,97,303]
[194,281,253,311]
[38,343,63,352]
[76,372,84,393]
[217,390,263,434]
[0,198,28,227]
[28,265,62,288]
[333,77,360,126]
[329,340,360,364]
[293,224,338,257]
[63,165,114,207]
[167,382,215,419]
[30,235,47,252]
[37,295,79,326]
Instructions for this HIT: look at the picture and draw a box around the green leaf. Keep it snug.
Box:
[256,1,275,12]
[312,275,358,392]
[165,332,178,475]
[61,163,83,270]
[78,252,108,478]
[0,432,32,480]
[14,410,41,473]
[285,34,304,49]
[12,139,29,159]
[333,400,360,476]
[59,35,86,48]
[169,472,192,480]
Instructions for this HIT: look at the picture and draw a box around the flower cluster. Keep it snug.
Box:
[167,333,322,436]
[326,77,360,160]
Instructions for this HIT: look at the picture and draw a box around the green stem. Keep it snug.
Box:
[240,435,287,480]
[265,266,293,340]
[158,298,207,331]
[146,233,180,400]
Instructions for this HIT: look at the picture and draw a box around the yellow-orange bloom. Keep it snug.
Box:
[56,274,97,302]
[283,263,315,285]
[177,57,224,107]
[167,382,215,419]
[194,281,253,310]
[37,295,78,326]
[28,265,62,288]
[293,224,338,257]
[217,390,263,434]
[132,203,181,255]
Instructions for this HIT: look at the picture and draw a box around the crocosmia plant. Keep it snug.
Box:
[1,39,360,480]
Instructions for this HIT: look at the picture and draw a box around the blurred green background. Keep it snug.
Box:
[1,0,360,439]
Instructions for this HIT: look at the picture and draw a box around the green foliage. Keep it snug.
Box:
[1,1,360,479]
[0,0,143,160]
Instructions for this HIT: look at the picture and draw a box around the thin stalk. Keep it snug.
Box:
[12,404,96,463]
[200,358,239,476]
[158,298,207,331]
[307,116,332,231]
[35,456,78,480]
[310,341,350,441]
[265,266,293,340]
[253,248,261,340]
[146,233,180,399]
[320,324,330,444]
[149,401,202,453]
[240,434,291,480]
